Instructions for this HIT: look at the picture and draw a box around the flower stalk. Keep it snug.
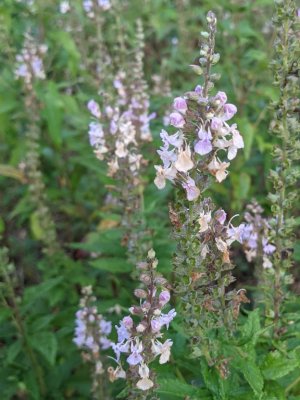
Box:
[154,11,248,368]
[0,246,46,397]
[268,0,300,337]
[109,249,175,399]
[15,34,59,255]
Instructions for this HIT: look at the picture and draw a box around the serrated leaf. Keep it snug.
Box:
[89,257,132,273]
[156,379,211,399]
[41,82,64,147]
[238,359,264,397]
[240,309,261,345]
[29,332,57,366]
[262,350,299,380]
[116,386,129,398]
[7,340,22,364]
[23,277,63,308]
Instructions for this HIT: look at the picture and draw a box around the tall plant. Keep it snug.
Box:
[154,11,248,368]
[15,34,59,255]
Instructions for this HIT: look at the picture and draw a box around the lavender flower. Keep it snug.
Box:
[109,250,175,393]
[158,13,249,375]
[83,0,111,18]
[15,35,47,86]
[154,21,244,201]
[74,286,112,395]
[240,202,276,269]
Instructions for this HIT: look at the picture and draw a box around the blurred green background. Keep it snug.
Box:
[1,0,299,398]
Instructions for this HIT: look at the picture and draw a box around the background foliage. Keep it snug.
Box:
[0,0,299,399]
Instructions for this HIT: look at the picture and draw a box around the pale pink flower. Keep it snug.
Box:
[169,112,185,128]
[181,177,200,201]
[173,97,188,114]
[174,146,194,172]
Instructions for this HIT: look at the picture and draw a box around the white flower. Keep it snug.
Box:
[174,145,194,172]
[198,211,212,233]
[60,1,70,14]
[207,156,230,182]
[154,165,177,189]
[115,140,128,158]
[227,128,244,160]
[94,146,108,161]
[263,256,273,269]
[151,339,173,364]
[108,366,126,382]
[201,244,209,259]
[215,237,228,252]
[136,363,154,391]
[107,158,119,175]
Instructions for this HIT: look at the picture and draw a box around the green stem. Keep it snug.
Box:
[273,15,289,338]
[1,271,46,396]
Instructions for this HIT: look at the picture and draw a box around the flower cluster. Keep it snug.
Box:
[83,0,111,18]
[74,286,112,391]
[87,23,154,182]
[160,13,249,370]
[154,89,243,201]
[108,250,175,392]
[15,35,47,87]
[196,207,248,264]
[59,0,70,14]
[239,202,276,269]
[87,92,150,181]
[154,13,244,201]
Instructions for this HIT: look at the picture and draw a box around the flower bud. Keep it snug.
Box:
[122,316,133,329]
[159,290,170,306]
[169,112,185,128]
[189,65,203,75]
[147,249,156,259]
[129,306,142,315]
[136,323,147,333]
[200,31,209,38]
[215,209,227,225]
[151,319,162,333]
[140,273,151,285]
[137,261,148,270]
[134,289,147,299]
[155,276,167,285]
[173,97,188,114]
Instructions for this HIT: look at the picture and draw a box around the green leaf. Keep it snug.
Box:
[23,277,63,307]
[41,82,64,147]
[240,309,261,345]
[238,359,264,397]
[156,379,211,399]
[294,241,300,262]
[7,340,22,364]
[0,164,26,182]
[236,117,255,160]
[116,387,129,399]
[0,216,4,234]
[30,212,44,240]
[89,257,132,273]
[237,172,251,200]
[29,332,57,366]
[261,350,300,380]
